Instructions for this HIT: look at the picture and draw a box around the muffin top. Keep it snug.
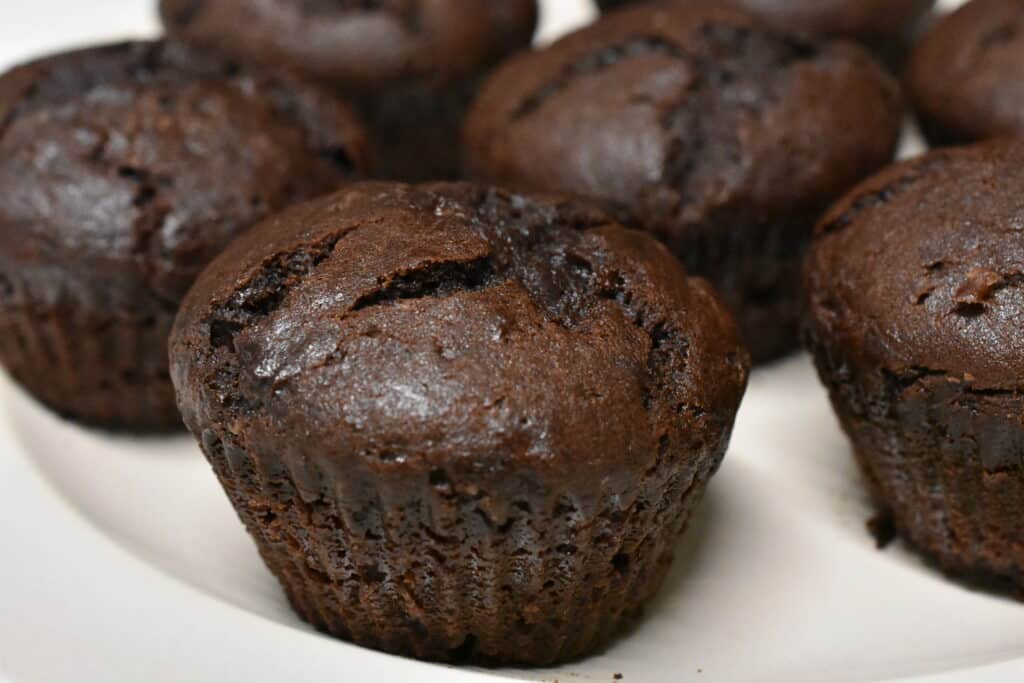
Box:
[159,0,539,91]
[598,0,936,46]
[805,140,1024,391]
[463,3,902,246]
[907,0,1024,145]
[0,40,369,313]
[171,181,749,497]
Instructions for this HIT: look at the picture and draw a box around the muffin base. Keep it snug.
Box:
[197,425,724,665]
[857,454,1024,594]
[807,331,1024,589]
[0,305,181,431]
[670,215,809,364]
[911,115,978,151]
[354,78,479,182]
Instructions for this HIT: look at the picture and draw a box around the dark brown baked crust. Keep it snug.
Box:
[159,0,539,180]
[907,0,1024,146]
[597,0,935,58]
[803,140,1024,589]
[463,3,902,362]
[170,181,749,664]
[0,40,369,430]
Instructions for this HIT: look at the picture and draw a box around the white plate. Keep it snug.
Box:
[3,1,1024,682]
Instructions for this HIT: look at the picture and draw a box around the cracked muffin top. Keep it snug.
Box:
[170,181,749,498]
[907,0,1024,145]
[805,139,1024,392]
[159,0,539,91]
[0,40,369,313]
[462,3,902,245]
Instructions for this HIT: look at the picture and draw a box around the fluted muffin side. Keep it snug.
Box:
[170,181,749,663]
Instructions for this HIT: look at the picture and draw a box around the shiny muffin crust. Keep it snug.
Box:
[804,140,1024,590]
[0,40,369,429]
[596,0,936,65]
[907,0,1024,146]
[159,0,538,180]
[463,3,902,362]
[171,181,749,664]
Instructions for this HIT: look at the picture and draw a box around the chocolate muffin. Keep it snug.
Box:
[463,4,902,362]
[596,0,936,66]
[170,181,750,664]
[804,139,1024,590]
[0,41,369,430]
[907,0,1024,147]
[159,0,538,181]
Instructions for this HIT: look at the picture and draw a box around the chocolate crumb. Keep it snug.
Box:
[953,266,1002,307]
[867,512,897,549]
